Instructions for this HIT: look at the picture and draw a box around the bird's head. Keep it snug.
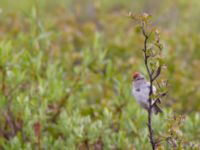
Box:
[132,72,145,81]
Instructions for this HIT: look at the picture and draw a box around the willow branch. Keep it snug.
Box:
[141,23,156,150]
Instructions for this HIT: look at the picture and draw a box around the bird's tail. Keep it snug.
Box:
[153,104,162,115]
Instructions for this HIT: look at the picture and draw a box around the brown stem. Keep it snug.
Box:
[141,24,156,150]
[0,65,6,94]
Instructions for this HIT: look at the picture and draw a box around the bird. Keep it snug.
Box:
[131,72,162,114]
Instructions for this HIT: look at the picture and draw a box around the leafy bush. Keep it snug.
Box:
[0,0,199,149]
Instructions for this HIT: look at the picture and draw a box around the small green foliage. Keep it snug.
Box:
[0,0,199,149]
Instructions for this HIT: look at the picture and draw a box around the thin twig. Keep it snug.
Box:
[141,23,156,150]
[152,66,161,81]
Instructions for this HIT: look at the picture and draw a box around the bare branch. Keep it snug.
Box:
[152,66,162,81]
[151,69,155,77]
[141,23,156,150]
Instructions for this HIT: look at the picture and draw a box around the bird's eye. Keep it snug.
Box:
[136,88,140,92]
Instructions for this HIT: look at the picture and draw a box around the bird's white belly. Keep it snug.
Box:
[132,87,149,109]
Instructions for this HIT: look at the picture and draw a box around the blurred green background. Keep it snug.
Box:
[0,0,199,149]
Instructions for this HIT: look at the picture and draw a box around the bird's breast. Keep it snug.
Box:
[132,86,149,104]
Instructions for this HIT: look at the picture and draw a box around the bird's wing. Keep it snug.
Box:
[146,82,159,104]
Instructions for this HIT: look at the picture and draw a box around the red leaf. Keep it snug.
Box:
[33,122,41,137]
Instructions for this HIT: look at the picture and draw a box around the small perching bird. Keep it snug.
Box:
[132,72,162,114]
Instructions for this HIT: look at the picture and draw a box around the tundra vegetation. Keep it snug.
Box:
[0,0,199,149]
